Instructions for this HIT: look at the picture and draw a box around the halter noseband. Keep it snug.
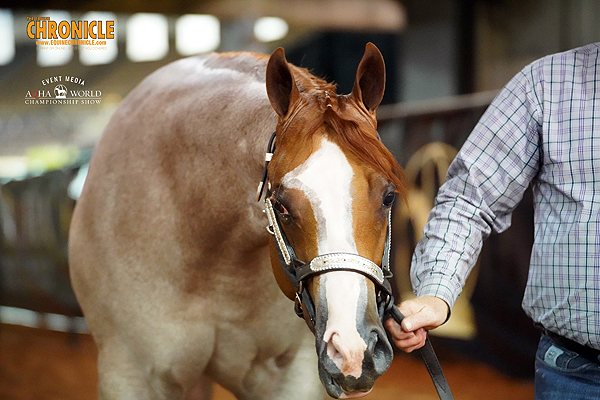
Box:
[257,131,395,332]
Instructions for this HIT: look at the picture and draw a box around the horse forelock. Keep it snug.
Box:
[324,110,406,200]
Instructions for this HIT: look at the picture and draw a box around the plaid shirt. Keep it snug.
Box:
[412,42,600,349]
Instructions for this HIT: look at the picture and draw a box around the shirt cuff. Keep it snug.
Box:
[414,280,461,312]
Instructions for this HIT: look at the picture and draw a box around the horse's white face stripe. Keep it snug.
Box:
[323,271,367,378]
[282,138,356,254]
[282,137,367,377]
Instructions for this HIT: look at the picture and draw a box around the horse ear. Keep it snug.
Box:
[352,42,386,112]
[266,47,300,118]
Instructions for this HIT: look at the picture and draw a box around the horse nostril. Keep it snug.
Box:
[327,333,345,367]
[324,332,367,379]
[368,331,380,355]
[368,329,393,373]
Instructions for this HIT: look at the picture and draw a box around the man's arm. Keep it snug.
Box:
[388,62,544,351]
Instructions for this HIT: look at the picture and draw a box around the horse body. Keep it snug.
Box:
[69,52,324,399]
[70,44,402,400]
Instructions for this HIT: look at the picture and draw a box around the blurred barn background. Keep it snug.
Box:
[0,0,599,399]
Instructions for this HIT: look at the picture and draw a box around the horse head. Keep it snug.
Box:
[262,43,405,398]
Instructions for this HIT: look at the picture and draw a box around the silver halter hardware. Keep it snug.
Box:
[309,253,384,285]
[264,197,292,265]
[264,197,392,287]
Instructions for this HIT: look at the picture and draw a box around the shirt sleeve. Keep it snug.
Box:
[411,64,543,308]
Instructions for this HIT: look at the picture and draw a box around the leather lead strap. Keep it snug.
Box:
[386,304,454,400]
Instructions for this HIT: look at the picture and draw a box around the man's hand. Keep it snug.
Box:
[384,296,450,353]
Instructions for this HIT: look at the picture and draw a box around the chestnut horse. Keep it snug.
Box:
[69,43,404,400]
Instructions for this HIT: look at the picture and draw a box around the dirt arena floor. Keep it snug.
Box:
[0,323,534,400]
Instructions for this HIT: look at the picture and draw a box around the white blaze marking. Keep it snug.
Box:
[323,271,367,378]
[282,138,356,254]
[282,137,367,377]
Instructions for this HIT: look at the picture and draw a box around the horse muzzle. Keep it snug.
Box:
[306,268,394,399]
[315,318,393,398]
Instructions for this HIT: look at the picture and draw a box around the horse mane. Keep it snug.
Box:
[281,68,406,199]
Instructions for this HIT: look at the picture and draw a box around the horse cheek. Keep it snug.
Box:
[268,240,296,300]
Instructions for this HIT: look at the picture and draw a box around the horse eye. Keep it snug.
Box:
[272,198,291,217]
[382,191,396,207]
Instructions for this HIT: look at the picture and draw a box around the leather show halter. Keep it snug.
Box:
[257,131,454,400]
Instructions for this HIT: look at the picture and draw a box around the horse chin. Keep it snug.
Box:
[340,389,373,398]
[318,364,376,399]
